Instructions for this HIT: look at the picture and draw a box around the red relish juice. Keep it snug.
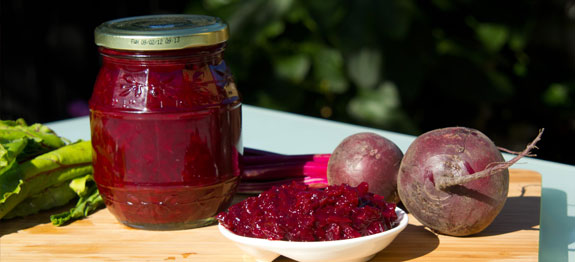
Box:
[90,15,241,230]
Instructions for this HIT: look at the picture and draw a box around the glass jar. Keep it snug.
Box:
[90,15,242,230]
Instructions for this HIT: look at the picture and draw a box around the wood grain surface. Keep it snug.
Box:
[0,169,540,261]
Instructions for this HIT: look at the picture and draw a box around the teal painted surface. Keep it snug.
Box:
[47,105,575,261]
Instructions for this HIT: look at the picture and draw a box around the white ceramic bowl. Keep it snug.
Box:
[218,207,408,262]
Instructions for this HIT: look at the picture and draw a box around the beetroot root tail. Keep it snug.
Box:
[436,128,544,190]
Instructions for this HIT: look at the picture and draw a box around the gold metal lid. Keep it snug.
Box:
[94,14,229,51]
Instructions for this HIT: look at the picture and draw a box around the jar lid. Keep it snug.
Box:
[94,14,229,51]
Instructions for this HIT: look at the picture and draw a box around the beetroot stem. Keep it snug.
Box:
[244,147,282,156]
[242,159,328,181]
[237,176,328,194]
[243,154,330,165]
[436,128,544,190]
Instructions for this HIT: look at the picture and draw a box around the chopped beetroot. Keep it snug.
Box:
[217,182,398,241]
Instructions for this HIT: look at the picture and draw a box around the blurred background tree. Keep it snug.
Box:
[1,0,574,165]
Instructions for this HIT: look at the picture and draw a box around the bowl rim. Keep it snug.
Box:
[218,206,408,248]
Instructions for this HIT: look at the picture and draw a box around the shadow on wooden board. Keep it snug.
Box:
[476,195,540,236]
[0,204,74,237]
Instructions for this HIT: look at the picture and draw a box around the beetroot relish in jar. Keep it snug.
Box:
[90,15,242,230]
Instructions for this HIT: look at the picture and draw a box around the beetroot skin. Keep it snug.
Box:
[397,127,509,236]
[327,132,403,203]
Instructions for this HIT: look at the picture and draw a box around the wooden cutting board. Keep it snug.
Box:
[0,169,540,261]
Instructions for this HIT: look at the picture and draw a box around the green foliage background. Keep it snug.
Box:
[185,0,575,164]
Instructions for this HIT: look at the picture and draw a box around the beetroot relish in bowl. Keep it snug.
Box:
[216,182,398,241]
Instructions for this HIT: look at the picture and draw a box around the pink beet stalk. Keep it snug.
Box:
[237,176,328,194]
[242,159,329,181]
[242,154,330,165]
[239,147,330,193]
[244,147,282,156]
[303,161,328,178]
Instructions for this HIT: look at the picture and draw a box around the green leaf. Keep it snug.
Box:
[432,0,453,11]
[487,70,514,98]
[0,120,68,162]
[68,174,94,197]
[285,3,319,31]
[0,119,27,127]
[3,182,76,219]
[513,63,527,77]
[274,54,311,83]
[476,23,509,52]
[204,0,234,9]
[312,48,348,94]
[347,81,401,125]
[375,0,414,40]
[436,39,460,55]
[543,83,571,107]
[226,0,292,37]
[347,81,417,132]
[347,48,383,89]
[509,33,526,52]
[50,186,103,226]
[0,141,93,219]
[0,138,27,175]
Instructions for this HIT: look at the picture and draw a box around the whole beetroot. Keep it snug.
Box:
[327,132,403,203]
[397,127,542,236]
